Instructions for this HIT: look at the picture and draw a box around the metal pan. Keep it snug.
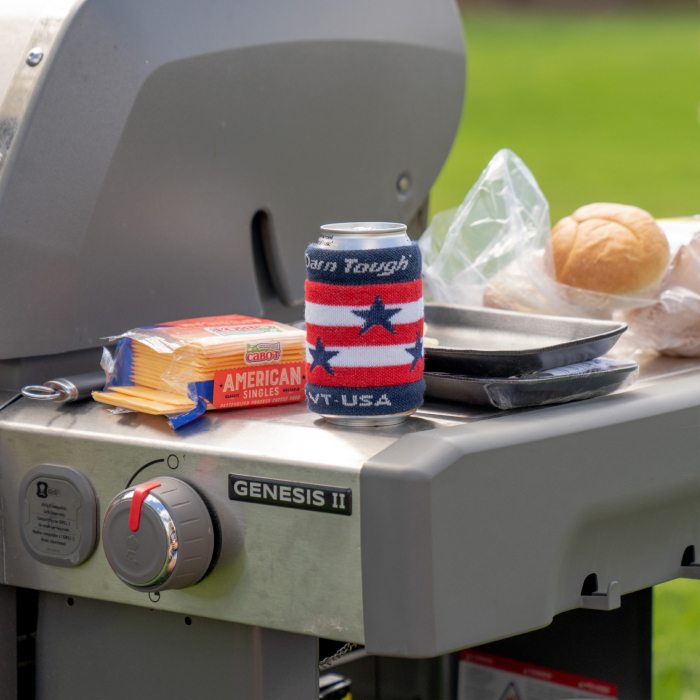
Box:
[424,304,628,376]
[425,359,639,410]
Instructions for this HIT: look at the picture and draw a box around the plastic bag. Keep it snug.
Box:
[625,229,700,356]
[421,148,550,306]
[420,149,658,319]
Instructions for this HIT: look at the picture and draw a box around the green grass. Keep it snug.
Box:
[655,579,700,698]
[428,10,700,698]
[430,11,700,224]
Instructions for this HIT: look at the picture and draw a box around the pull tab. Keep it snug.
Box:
[129,481,162,532]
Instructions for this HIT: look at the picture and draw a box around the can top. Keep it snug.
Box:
[318,222,409,250]
[321,222,406,235]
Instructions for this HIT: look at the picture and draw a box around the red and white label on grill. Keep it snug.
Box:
[458,651,618,700]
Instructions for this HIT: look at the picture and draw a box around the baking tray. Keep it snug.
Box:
[425,359,639,410]
[424,304,628,376]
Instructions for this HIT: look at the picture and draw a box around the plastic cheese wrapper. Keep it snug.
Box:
[93,315,306,429]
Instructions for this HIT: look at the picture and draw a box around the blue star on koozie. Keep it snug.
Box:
[405,333,423,371]
[309,337,339,375]
[353,295,401,335]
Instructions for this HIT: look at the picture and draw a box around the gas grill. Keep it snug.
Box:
[3,356,700,698]
[1,2,698,699]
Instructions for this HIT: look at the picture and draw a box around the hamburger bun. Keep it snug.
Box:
[550,203,670,295]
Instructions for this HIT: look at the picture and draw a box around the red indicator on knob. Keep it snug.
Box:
[128,481,162,532]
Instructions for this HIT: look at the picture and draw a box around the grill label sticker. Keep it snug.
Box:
[26,477,80,555]
[228,474,352,516]
[19,464,98,567]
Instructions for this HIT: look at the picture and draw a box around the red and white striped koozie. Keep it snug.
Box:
[304,222,424,424]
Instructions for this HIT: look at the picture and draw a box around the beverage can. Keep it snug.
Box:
[305,222,425,426]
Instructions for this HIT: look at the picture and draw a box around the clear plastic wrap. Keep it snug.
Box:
[625,228,700,356]
[420,148,550,307]
[419,149,659,320]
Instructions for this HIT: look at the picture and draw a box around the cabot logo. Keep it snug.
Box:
[245,341,282,364]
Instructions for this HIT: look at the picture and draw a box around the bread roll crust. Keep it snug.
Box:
[551,203,670,295]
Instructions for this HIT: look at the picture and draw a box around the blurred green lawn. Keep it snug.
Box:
[428,9,700,698]
[430,10,699,223]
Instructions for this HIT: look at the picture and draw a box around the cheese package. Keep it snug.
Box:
[93,315,306,428]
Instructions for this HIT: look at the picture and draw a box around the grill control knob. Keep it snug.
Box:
[102,476,215,592]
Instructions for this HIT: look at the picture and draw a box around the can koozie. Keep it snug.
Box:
[304,238,425,420]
